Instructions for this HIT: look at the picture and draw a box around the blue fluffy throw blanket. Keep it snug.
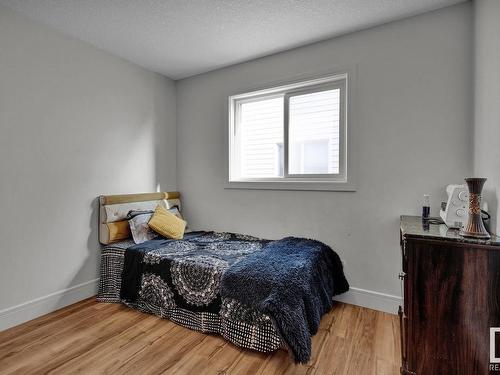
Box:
[220,237,349,363]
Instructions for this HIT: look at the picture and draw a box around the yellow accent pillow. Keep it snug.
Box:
[148,204,186,240]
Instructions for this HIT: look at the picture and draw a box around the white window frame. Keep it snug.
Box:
[226,71,356,191]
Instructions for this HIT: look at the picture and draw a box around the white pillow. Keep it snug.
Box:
[128,213,157,244]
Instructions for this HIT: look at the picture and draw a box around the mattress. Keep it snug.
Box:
[97,233,284,353]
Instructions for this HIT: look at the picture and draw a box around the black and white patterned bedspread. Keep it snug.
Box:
[97,232,284,353]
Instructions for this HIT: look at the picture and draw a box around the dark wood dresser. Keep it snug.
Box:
[399,215,500,375]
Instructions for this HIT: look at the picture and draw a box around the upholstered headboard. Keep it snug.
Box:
[98,192,181,244]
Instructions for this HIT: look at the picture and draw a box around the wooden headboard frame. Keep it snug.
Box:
[98,191,180,245]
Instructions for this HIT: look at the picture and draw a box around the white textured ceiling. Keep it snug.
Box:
[1,0,466,79]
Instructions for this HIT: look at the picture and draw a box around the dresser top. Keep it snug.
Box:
[400,215,500,246]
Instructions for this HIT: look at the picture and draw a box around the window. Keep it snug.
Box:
[228,73,353,191]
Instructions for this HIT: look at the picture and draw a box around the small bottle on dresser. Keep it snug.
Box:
[422,194,431,220]
[422,194,431,230]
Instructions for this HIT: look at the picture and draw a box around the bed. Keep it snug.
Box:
[97,192,348,362]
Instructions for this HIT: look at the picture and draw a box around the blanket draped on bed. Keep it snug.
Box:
[116,232,284,353]
[120,232,270,314]
[220,237,349,363]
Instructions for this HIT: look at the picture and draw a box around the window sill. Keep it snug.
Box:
[224,180,356,192]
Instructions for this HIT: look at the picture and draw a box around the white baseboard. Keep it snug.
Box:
[334,287,402,314]
[0,278,99,332]
[0,280,400,332]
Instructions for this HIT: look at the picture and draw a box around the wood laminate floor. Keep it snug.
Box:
[0,298,401,374]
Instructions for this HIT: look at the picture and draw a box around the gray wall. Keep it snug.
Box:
[474,0,500,236]
[177,3,473,298]
[0,5,176,315]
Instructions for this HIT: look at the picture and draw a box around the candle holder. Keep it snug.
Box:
[459,178,491,239]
